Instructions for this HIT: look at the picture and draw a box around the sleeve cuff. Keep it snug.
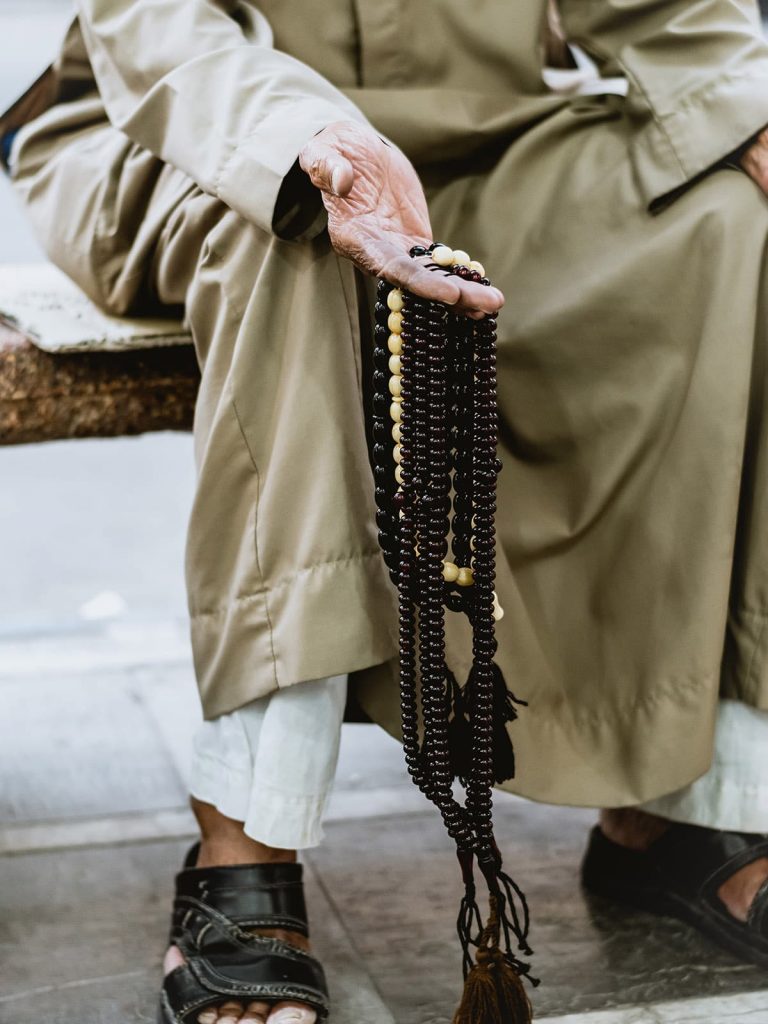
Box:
[629,65,768,211]
[215,97,365,240]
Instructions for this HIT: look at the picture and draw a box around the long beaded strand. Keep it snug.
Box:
[372,243,536,1024]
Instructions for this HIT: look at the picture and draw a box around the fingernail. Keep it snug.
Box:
[331,166,343,194]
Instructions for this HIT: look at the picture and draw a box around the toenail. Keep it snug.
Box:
[197,1012,217,1024]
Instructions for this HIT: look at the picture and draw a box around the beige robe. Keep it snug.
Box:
[7,0,768,808]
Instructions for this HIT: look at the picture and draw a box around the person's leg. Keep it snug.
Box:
[599,699,768,923]
[149,184,396,1022]
[14,107,395,1019]
[164,675,347,1024]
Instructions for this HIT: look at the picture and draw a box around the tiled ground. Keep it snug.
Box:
[1,627,767,1023]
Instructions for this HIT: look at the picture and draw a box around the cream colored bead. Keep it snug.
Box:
[387,288,404,312]
[431,245,455,267]
[393,444,402,464]
[452,249,471,266]
[392,422,402,443]
[469,260,486,277]
[390,402,402,422]
[388,333,402,355]
[389,353,402,375]
[457,566,474,587]
[493,591,505,621]
[389,375,402,398]
[442,560,459,583]
[395,464,404,485]
[387,311,403,334]
[391,393,403,404]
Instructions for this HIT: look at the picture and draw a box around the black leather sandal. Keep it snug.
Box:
[582,823,768,968]
[159,845,330,1023]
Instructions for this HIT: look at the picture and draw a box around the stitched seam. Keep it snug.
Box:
[743,613,768,697]
[229,386,279,692]
[189,550,382,619]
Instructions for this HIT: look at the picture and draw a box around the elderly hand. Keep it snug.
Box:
[741,127,768,195]
[299,120,504,317]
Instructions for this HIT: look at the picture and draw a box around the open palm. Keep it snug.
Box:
[299,121,504,316]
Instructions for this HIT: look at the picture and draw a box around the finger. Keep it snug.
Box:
[386,254,504,314]
[299,141,355,196]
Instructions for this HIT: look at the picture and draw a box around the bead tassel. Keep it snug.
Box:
[371,245,535,1024]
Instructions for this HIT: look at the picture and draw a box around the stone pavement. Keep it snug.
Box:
[1,610,768,1023]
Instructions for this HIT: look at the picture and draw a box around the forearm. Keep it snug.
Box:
[76,0,367,235]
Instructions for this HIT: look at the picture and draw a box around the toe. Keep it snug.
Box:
[267,1002,317,1024]
[164,945,186,975]
[196,1012,217,1024]
[241,1003,271,1023]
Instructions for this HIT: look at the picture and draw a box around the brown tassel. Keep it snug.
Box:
[452,898,533,1024]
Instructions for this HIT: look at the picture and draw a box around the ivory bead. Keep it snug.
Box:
[387,288,404,312]
[442,560,459,583]
[431,245,455,267]
[391,393,402,403]
[388,311,403,334]
[392,422,402,443]
[389,375,402,398]
[390,402,402,422]
[452,249,471,266]
[457,566,474,587]
[389,354,402,375]
[393,444,402,464]
[388,333,402,355]
[469,260,486,277]
[395,465,404,484]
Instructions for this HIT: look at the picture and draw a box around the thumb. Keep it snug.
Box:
[299,141,355,197]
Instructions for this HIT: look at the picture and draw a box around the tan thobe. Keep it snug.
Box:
[7,0,768,808]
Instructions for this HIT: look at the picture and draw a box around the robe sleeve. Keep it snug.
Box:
[558,0,768,207]
[74,0,369,237]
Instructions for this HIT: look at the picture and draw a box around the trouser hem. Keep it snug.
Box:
[191,551,398,719]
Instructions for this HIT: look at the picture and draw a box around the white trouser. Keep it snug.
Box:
[640,698,768,833]
[190,684,768,850]
[189,674,348,850]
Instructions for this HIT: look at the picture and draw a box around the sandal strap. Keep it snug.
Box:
[648,823,768,904]
[747,877,768,933]
[161,849,329,1023]
[172,853,309,940]
[162,941,330,1023]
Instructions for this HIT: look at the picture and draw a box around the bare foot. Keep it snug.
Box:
[164,799,318,1024]
[600,809,768,923]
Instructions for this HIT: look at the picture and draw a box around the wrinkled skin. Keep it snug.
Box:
[299,120,505,318]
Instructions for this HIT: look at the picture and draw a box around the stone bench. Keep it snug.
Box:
[0,263,199,445]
